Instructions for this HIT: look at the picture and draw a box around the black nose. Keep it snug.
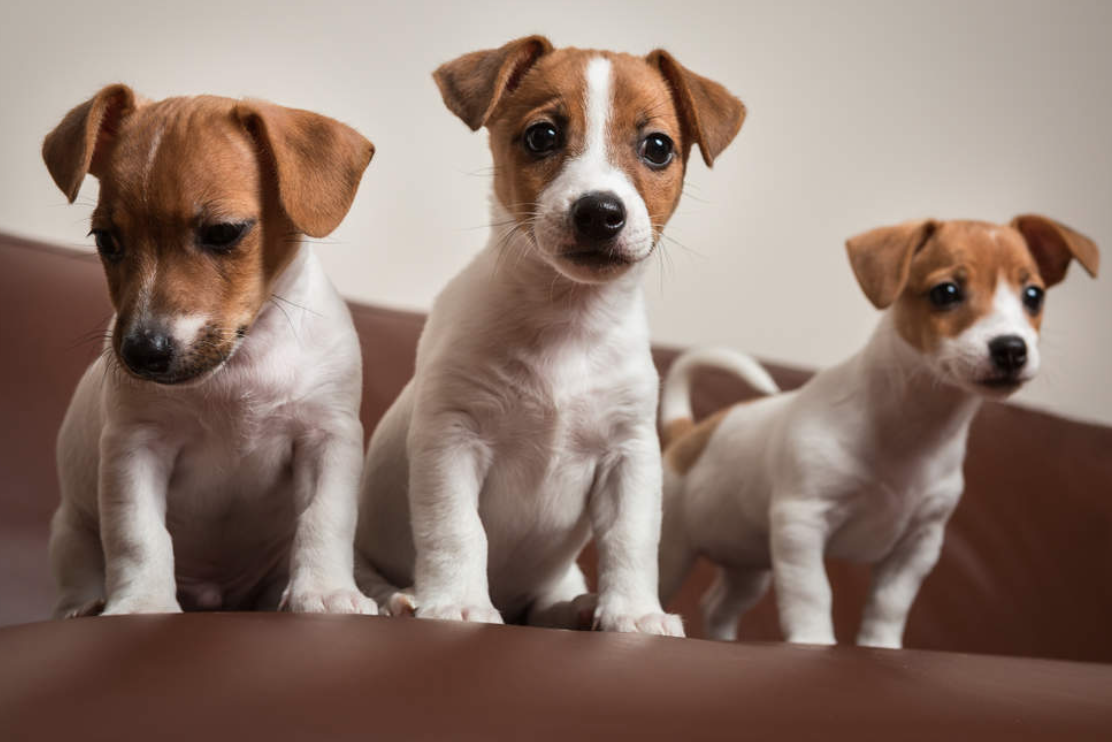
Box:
[121,328,175,375]
[572,192,625,243]
[989,335,1027,373]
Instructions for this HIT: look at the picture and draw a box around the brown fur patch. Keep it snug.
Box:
[892,221,1044,352]
[45,89,372,381]
[664,407,732,474]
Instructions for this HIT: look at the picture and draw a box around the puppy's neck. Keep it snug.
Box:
[479,199,648,338]
[856,313,982,451]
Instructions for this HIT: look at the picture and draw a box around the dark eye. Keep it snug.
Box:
[639,133,674,168]
[523,122,560,156]
[928,282,963,308]
[1023,285,1044,314]
[198,221,251,252]
[90,229,123,263]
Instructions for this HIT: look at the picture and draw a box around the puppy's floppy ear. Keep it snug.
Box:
[646,50,746,168]
[1011,214,1099,287]
[236,101,374,238]
[43,84,140,202]
[846,219,938,309]
[433,35,553,131]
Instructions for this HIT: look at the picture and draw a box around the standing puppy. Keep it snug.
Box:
[659,217,1098,647]
[356,36,745,633]
[45,86,377,617]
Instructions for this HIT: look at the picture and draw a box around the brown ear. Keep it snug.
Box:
[1011,214,1099,287]
[647,50,746,167]
[237,102,374,238]
[432,35,553,131]
[846,219,938,309]
[42,84,139,202]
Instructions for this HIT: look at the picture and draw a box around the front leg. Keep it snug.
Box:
[857,503,953,649]
[283,415,378,614]
[770,498,836,645]
[98,425,181,615]
[408,412,501,624]
[590,430,683,637]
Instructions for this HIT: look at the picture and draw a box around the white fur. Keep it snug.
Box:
[170,313,208,346]
[355,56,681,636]
[660,284,1042,648]
[50,245,375,618]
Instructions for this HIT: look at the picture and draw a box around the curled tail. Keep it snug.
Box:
[660,347,780,447]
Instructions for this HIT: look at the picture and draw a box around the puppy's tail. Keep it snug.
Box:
[660,347,780,447]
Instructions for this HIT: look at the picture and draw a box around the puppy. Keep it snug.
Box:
[44,86,377,617]
[355,36,745,634]
[658,217,1099,647]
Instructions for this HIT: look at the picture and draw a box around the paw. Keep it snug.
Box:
[786,629,836,646]
[416,600,503,624]
[594,608,685,637]
[60,598,105,619]
[282,588,379,615]
[857,633,901,650]
[386,591,418,617]
[101,594,182,616]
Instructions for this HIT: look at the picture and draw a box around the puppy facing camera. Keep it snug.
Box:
[355,36,746,635]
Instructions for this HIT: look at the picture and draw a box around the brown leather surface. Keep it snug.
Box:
[2,233,1111,666]
[2,613,1111,741]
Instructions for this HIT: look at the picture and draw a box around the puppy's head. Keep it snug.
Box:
[434,36,745,284]
[847,216,1099,396]
[43,86,373,384]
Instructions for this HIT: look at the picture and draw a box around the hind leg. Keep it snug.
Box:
[526,564,596,630]
[700,566,771,641]
[49,505,106,619]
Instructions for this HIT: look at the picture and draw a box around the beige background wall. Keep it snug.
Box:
[2,0,1108,424]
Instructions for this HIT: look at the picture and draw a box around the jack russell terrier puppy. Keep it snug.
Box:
[44,85,377,617]
[658,216,1099,647]
[355,36,745,634]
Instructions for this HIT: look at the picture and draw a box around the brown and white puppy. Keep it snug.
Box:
[356,37,744,634]
[45,86,377,616]
[658,217,1098,647]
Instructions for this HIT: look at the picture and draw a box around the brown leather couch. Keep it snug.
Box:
[2,234,1110,740]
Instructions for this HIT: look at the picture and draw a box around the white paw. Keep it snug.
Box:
[386,591,418,617]
[703,618,740,642]
[787,630,836,646]
[857,634,901,650]
[101,594,182,616]
[416,601,503,624]
[595,608,685,637]
[282,588,379,615]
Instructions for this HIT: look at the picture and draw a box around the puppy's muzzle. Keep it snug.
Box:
[120,326,176,378]
[563,191,631,268]
[980,334,1028,389]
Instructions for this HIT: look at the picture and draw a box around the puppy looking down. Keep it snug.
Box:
[44,86,376,616]
[356,36,745,634]
[658,216,1098,647]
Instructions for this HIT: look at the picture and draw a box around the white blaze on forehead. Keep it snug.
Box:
[583,57,613,164]
[141,122,166,195]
